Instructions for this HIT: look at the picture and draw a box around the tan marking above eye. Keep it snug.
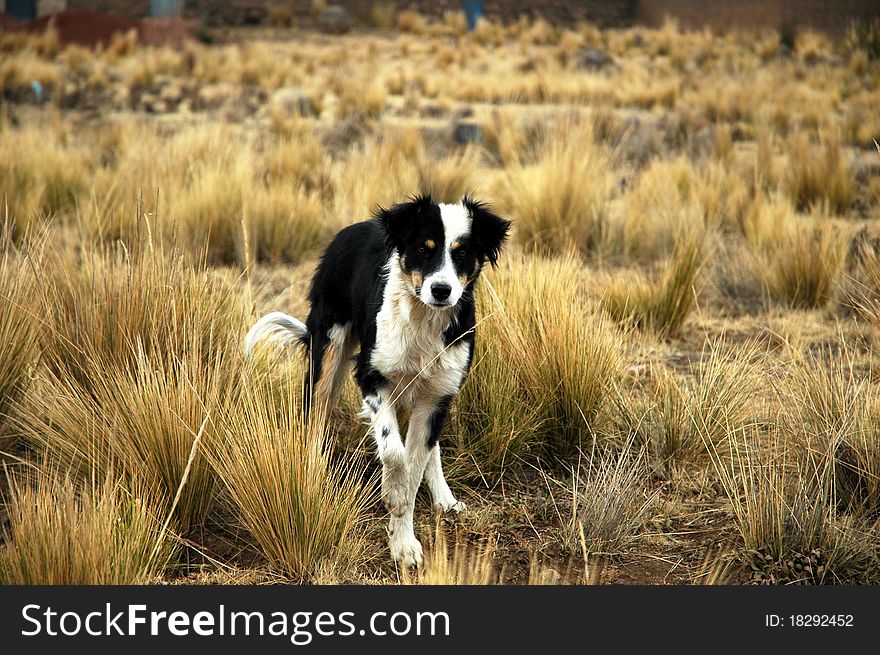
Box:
[424,240,435,249]
[450,241,461,250]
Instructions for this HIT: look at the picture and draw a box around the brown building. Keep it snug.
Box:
[2,0,879,35]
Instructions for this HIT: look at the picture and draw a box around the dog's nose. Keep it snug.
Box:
[431,283,452,301]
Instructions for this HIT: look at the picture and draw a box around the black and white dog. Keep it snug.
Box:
[244,195,510,566]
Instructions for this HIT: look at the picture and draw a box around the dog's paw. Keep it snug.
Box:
[389,525,423,568]
[433,498,467,515]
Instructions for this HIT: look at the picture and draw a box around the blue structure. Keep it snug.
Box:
[150,0,181,18]
[462,0,483,31]
[6,0,36,21]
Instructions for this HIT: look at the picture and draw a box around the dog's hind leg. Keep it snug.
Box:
[424,445,465,514]
[422,395,466,514]
[308,322,355,414]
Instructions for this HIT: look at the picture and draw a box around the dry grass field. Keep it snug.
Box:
[1,10,880,585]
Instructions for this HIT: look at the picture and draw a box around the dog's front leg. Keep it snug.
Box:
[360,387,407,519]
[386,399,441,567]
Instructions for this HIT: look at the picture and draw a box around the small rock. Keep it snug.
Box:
[317,6,352,34]
[574,48,614,71]
[452,121,482,144]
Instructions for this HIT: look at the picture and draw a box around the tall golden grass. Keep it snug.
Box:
[0,474,174,584]
[0,228,38,452]
[494,121,617,256]
[207,372,372,580]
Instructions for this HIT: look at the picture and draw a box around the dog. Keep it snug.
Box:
[244,194,510,566]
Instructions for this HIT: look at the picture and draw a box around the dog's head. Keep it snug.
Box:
[376,194,511,309]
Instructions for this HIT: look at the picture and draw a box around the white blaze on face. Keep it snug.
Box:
[419,202,471,308]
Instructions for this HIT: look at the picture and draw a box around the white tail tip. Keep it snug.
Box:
[244,311,308,357]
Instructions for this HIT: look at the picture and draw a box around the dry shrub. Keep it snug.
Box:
[17,247,246,533]
[784,132,854,215]
[602,234,704,337]
[0,232,39,452]
[710,427,877,584]
[452,254,623,470]
[207,372,371,580]
[494,121,617,256]
[0,474,174,585]
[564,441,659,556]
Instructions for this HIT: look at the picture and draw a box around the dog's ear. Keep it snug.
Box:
[375,194,432,251]
[464,196,511,267]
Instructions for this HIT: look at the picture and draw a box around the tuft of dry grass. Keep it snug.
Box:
[709,427,877,584]
[207,372,372,581]
[784,132,854,215]
[563,442,659,556]
[760,220,845,309]
[404,525,498,585]
[0,230,39,452]
[602,234,704,337]
[244,185,329,265]
[16,246,246,533]
[0,474,174,585]
[786,349,880,516]
[454,255,623,466]
[494,121,617,256]
[371,2,397,30]
[0,123,88,239]
[614,342,762,469]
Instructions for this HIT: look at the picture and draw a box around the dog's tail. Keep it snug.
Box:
[244,311,308,357]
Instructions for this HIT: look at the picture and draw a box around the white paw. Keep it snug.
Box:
[389,522,423,567]
[433,498,467,514]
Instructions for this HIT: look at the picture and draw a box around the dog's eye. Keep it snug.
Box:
[416,246,427,255]
[454,248,467,259]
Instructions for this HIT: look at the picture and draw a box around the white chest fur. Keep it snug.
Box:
[371,257,470,404]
